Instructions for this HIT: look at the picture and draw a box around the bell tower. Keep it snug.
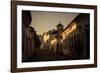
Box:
[56,21,63,33]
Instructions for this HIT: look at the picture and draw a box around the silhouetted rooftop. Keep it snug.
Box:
[56,22,63,27]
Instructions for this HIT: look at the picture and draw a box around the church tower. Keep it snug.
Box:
[56,22,64,33]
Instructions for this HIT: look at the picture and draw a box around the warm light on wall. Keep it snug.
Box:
[61,22,77,40]
[51,38,57,45]
[43,33,50,42]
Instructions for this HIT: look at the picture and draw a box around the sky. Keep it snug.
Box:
[31,11,79,35]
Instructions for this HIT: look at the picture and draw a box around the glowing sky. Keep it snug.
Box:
[31,11,79,35]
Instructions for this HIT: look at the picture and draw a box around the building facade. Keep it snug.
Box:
[43,22,64,53]
[22,11,41,62]
[61,13,90,59]
[42,13,90,59]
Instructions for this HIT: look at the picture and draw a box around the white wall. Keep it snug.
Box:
[0,0,99,73]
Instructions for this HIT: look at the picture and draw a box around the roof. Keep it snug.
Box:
[47,29,58,34]
[61,14,80,34]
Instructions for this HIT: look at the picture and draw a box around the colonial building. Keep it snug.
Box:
[56,23,63,54]
[22,11,33,61]
[42,13,90,59]
[60,13,90,59]
[22,11,41,62]
[43,22,64,53]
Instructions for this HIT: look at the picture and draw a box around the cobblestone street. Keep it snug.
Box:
[24,49,73,62]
